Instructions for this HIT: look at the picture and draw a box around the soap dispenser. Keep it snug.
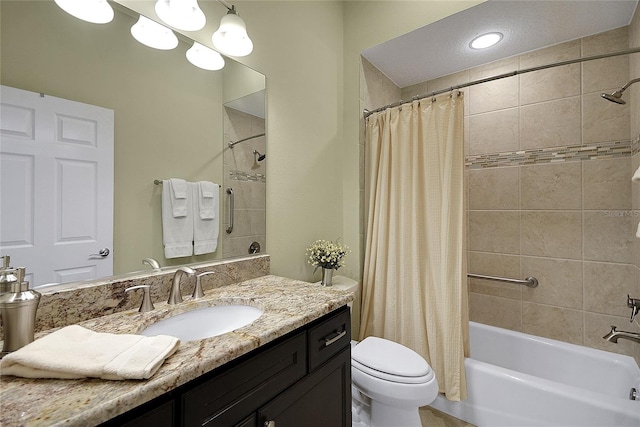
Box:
[0,256,18,294]
[0,267,41,354]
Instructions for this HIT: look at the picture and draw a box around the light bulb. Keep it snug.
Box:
[54,0,114,24]
[212,12,253,57]
[155,0,206,32]
[186,42,225,71]
[131,16,178,50]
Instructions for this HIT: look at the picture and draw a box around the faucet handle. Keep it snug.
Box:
[125,285,154,313]
[193,271,215,299]
[627,294,640,322]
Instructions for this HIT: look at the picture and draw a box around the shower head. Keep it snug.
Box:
[601,78,640,105]
[601,91,626,104]
[253,149,266,162]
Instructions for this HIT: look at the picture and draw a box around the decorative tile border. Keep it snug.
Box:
[229,170,266,182]
[466,140,634,169]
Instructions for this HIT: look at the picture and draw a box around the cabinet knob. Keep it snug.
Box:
[264,421,276,427]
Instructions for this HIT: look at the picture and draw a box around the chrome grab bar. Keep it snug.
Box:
[468,273,538,288]
[226,187,234,234]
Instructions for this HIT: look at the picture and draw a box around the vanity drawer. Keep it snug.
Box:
[182,331,306,427]
[307,305,351,372]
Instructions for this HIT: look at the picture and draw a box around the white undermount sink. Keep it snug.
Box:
[140,304,264,341]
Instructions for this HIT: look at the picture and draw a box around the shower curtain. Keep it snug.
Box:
[360,95,469,401]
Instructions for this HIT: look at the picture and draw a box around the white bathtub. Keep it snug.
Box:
[430,322,640,426]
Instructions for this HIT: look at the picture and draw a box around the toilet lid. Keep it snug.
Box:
[352,336,433,383]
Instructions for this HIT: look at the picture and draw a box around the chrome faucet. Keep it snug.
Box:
[142,257,161,270]
[168,267,195,304]
[603,326,640,344]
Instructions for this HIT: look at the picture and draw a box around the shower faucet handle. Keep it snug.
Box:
[627,294,640,322]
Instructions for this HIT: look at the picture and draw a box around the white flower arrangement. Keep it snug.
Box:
[306,239,351,271]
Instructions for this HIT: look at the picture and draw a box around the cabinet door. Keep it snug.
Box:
[258,346,351,427]
[182,332,306,427]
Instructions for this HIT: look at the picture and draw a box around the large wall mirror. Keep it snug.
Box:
[0,0,266,288]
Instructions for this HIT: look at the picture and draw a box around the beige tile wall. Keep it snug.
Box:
[222,107,266,258]
[398,26,640,362]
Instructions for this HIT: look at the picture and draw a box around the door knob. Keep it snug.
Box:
[89,248,110,258]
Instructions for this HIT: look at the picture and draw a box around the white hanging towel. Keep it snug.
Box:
[162,179,193,258]
[198,181,217,219]
[193,181,219,255]
[168,178,188,217]
[0,325,179,380]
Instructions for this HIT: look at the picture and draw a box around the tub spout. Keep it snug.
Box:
[603,326,640,344]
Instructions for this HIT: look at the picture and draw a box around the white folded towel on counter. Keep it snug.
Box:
[162,180,194,258]
[632,166,640,183]
[169,178,188,217]
[197,181,218,220]
[193,182,219,255]
[0,325,179,380]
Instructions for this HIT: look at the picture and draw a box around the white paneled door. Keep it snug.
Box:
[0,85,114,287]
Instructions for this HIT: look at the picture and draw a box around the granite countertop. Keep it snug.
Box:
[0,275,353,427]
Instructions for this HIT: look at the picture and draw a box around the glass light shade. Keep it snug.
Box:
[155,0,206,32]
[54,0,114,24]
[131,16,178,50]
[212,13,253,57]
[469,32,503,50]
[186,42,225,71]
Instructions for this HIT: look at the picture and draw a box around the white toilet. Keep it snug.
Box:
[351,337,439,427]
[321,276,439,427]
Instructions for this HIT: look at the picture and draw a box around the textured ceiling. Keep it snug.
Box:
[362,0,639,88]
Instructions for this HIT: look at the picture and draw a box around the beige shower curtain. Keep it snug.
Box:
[360,95,469,401]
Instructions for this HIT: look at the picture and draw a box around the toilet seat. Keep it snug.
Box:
[352,336,435,384]
[352,359,434,384]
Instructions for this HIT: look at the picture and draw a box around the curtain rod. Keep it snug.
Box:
[363,47,640,119]
[227,133,266,149]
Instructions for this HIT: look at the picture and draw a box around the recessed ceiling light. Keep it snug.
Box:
[469,32,503,50]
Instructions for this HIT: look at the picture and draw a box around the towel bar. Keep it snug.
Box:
[154,179,221,187]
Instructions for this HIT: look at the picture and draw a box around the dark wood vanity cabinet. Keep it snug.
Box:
[102,306,351,427]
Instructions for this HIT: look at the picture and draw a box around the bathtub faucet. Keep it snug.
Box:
[603,326,640,344]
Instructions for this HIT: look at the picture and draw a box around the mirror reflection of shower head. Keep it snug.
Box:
[601,78,640,105]
[253,149,266,161]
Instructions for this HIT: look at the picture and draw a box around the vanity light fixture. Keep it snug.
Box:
[469,32,503,50]
[212,3,253,57]
[155,0,206,32]
[186,42,226,70]
[54,0,114,24]
[131,15,179,50]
